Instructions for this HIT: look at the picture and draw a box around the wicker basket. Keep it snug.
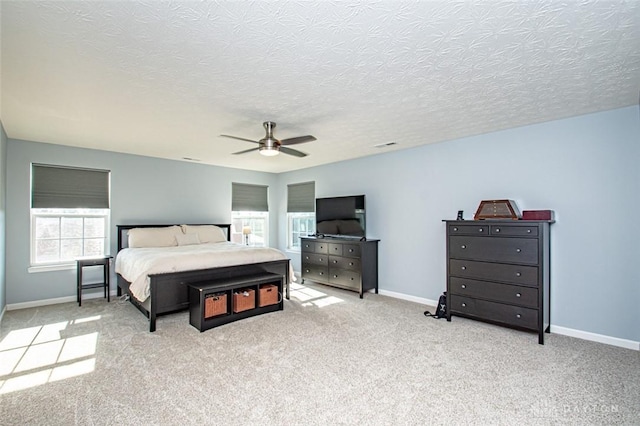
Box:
[258,284,279,307]
[233,288,255,313]
[204,293,227,319]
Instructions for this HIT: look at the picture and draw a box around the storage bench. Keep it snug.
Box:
[188,273,284,332]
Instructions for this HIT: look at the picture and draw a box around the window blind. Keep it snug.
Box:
[287,181,315,213]
[232,182,268,212]
[32,164,110,209]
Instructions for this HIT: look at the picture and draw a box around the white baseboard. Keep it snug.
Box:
[377,289,438,308]
[0,304,6,324]
[6,290,119,311]
[551,325,639,351]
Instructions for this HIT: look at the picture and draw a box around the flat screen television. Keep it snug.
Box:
[315,195,365,238]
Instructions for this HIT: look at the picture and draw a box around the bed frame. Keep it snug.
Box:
[116,224,290,332]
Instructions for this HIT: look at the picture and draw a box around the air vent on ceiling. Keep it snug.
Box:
[373,142,397,148]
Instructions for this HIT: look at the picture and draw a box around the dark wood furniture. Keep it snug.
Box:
[116,224,290,332]
[300,236,379,298]
[445,220,553,344]
[188,273,284,332]
[77,256,112,307]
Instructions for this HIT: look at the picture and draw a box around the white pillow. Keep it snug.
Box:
[181,225,227,243]
[175,233,201,246]
[128,226,182,248]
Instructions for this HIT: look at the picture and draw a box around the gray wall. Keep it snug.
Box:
[277,106,640,342]
[0,121,6,314]
[4,106,639,344]
[6,140,277,304]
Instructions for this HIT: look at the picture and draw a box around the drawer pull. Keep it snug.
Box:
[516,272,521,277]
[319,272,324,276]
[515,293,521,298]
[348,249,354,253]
[516,314,522,319]
[332,260,338,264]
[461,266,467,270]
[319,258,323,262]
[349,262,354,266]
[453,227,458,231]
[527,229,531,233]
[333,275,338,278]
[305,256,309,260]
[495,228,500,233]
[305,269,310,273]
[461,245,466,249]
[350,277,354,281]
[516,248,522,253]
[478,228,484,232]
[461,303,466,307]
[461,284,466,289]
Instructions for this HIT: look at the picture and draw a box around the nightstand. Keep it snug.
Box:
[77,256,113,306]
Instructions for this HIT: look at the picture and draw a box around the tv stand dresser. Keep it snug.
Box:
[444,220,553,344]
[300,236,379,298]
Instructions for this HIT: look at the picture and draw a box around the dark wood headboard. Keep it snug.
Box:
[116,224,232,252]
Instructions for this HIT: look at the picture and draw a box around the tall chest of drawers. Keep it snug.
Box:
[445,220,553,344]
[300,237,379,298]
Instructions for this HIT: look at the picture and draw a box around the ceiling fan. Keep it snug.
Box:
[221,121,316,157]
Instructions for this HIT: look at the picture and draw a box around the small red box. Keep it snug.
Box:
[522,210,554,220]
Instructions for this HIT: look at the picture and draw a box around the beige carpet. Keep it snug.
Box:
[1,282,639,425]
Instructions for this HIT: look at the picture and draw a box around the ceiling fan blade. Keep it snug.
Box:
[232,147,260,155]
[280,146,308,157]
[220,134,259,144]
[280,135,316,146]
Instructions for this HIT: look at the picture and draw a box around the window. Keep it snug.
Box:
[287,181,315,251]
[31,164,110,268]
[231,211,268,246]
[31,209,109,264]
[232,183,269,247]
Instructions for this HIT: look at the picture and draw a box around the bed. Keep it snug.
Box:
[115,224,291,332]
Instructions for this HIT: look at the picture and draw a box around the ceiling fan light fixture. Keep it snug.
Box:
[259,146,280,156]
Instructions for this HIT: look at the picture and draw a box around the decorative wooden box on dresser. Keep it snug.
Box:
[300,237,379,298]
[444,220,553,344]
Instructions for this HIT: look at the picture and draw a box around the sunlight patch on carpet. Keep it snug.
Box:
[0,316,101,394]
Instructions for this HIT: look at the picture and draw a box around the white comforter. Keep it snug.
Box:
[115,242,290,302]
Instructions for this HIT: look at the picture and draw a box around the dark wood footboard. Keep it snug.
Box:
[116,223,291,332]
[118,259,290,332]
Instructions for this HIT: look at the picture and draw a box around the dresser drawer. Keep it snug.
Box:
[450,295,538,330]
[449,236,538,264]
[302,265,328,281]
[490,225,538,237]
[302,253,329,266]
[449,259,538,286]
[329,255,361,271]
[328,243,343,256]
[449,224,489,235]
[302,240,329,253]
[449,277,538,308]
[314,242,329,254]
[301,240,316,252]
[329,269,360,290]
[342,244,361,258]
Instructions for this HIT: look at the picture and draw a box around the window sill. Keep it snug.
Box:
[28,263,76,273]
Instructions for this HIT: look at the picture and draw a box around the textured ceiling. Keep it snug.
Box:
[1,1,639,173]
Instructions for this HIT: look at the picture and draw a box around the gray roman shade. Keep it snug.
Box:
[32,164,110,209]
[287,181,315,213]
[232,182,268,212]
